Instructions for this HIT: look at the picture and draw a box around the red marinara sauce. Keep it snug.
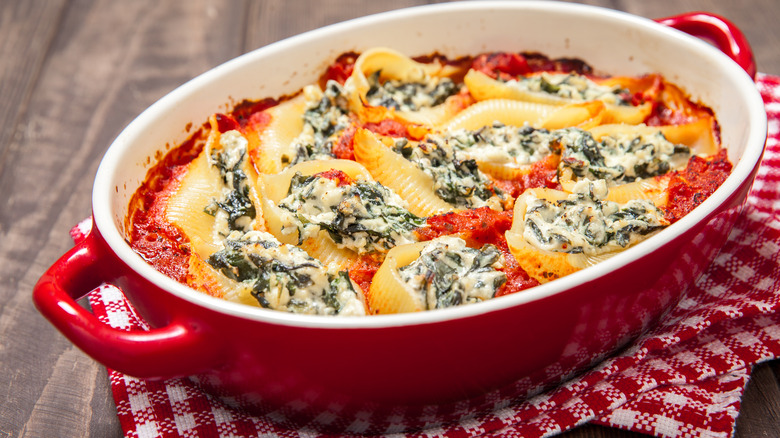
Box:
[664,148,732,223]
[127,134,206,282]
[313,168,355,186]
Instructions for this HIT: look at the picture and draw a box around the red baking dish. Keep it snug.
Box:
[33,2,766,434]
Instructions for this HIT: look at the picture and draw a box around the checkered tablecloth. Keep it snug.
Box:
[76,74,780,438]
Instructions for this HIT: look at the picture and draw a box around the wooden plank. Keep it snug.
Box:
[244,0,454,51]
[620,0,780,75]
[0,0,245,436]
[0,0,66,179]
[1,1,778,437]
[734,362,780,436]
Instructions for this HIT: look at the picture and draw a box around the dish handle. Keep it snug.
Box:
[32,224,218,379]
[655,12,756,79]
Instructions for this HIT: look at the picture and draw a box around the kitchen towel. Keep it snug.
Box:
[75,73,780,438]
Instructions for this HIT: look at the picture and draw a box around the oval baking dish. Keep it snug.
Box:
[33,2,766,433]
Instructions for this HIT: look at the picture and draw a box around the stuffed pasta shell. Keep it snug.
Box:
[369,236,507,314]
[464,69,652,124]
[505,180,669,283]
[258,159,425,268]
[190,230,367,315]
[557,120,717,203]
[250,82,357,172]
[345,47,469,126]
[165,116,263,259]
[353,128,507,215]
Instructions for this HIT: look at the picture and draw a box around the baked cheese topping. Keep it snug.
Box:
[505,72,629,105]
[204,130,256,237]
[440,123,558,166]
[365,70,458,111]
[207,230,365,315]
[398,236,506,310]
[560,128,691,185]
[393,137,504,209]
[286,81,353,166]
[523,180,667,255]
[276,172,424,254]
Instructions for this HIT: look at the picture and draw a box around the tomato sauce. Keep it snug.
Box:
[664,148,732,223]
[127,134,206,282]
[314,169,355,186]
[491,155,561,199]
[347,255,383,300]
[471,52,595,80]
[320,51,359,87]
[230,98,277,128]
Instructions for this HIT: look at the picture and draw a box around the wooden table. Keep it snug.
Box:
[2,1,779,436]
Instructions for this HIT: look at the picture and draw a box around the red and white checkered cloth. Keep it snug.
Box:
[75,74,780,438]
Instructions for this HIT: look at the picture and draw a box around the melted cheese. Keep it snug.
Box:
[393,137,504,210]
[365,70,458,111]
[275,173,424,254]
[523,179,667,255]
[560,128,691,185]
[207,230,366,316]
[438,123,557,167]
[397,236,506,310]
[506,72,628,105]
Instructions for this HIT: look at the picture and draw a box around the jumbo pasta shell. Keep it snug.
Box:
[257,159,376,267]
[464,70,567,105]
[540,101,605,130]
[601,102,653,124]
[300,229,355,271]
[477,153,561,181]
[464,70,652,124]
[505,188,587,283]
[440,99,559,131]
[186,253,260,307]
[588,118,718,156]
[348,47,457,100]
[346,47,465,126]
[367,241,429,314]
[604,176,670,206]
[558,166,669,205]
[249,92,308,174]
[165,151,225,258]
[395,95,468,126]
[352,128,455,217]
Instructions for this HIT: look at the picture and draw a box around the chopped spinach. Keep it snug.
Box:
[398,237,506,310]
[206,231,364,316]
[365,70,459,111]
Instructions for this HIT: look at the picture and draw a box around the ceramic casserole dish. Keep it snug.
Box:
[33,1,767,434]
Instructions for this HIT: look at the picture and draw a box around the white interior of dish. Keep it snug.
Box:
[93,1,766,328]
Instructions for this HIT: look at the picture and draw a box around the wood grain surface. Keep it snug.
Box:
[2,1,779,437]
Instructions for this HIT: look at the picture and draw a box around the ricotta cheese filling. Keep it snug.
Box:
[204,130,257,237]
[207,230,365,316]
[523,179,667,255]
[398,236,506,310]
[439,123,558,167]
[505,72,629,105]
[393,137,504,210]
[365,70,458,111]
[559,128,691,185]
[287,81,353,166]
[276,172,425,254]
